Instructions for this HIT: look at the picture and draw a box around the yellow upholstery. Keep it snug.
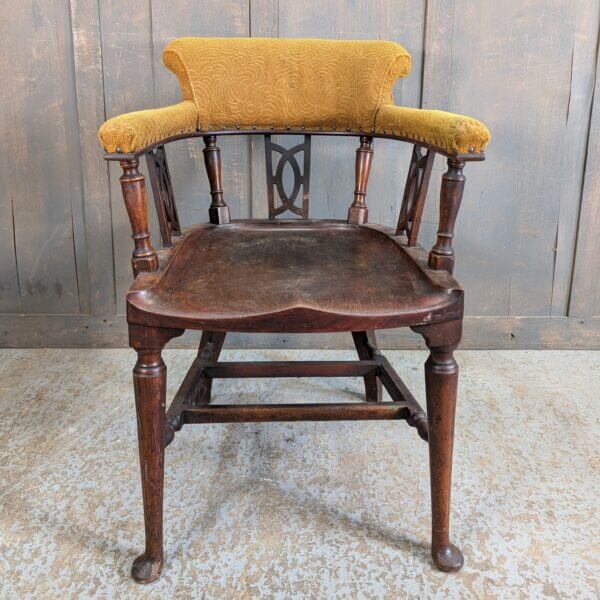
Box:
[99,101,197,154]
[375,105,490,155]
[98,37,490,156]
[163,37,410,131]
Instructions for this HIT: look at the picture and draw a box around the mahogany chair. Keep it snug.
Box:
[99,38,490,583]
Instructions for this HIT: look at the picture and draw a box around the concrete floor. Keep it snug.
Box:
[0,349,598,599]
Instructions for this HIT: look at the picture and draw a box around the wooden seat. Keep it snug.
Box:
[127,221,462,332]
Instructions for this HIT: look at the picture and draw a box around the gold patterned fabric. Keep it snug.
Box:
[98,37,490,156]
[163,37,410,131]
[375,106,490,155]
[99,101,197,154]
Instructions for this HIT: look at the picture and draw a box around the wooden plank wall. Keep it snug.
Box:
[0,0,598,349]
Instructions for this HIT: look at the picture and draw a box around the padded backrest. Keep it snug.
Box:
[163,37,411,132]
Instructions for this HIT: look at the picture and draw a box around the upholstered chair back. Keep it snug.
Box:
[163,37,411,132]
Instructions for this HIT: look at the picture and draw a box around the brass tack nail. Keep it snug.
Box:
[346,126,351,132]
[286,125,291,130]
[116,146,122,153]
[468,146,475,153]
[370,128,375,133]
[252,125,257,130]
[383,128,387,134]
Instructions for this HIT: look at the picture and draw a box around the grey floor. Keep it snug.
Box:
[0,349,598,599]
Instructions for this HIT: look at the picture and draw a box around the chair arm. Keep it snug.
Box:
[98,101,198,153]
[375,105,490,156]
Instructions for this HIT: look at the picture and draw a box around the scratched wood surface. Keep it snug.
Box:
[0,1,598,347]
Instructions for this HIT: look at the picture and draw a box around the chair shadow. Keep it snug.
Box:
[4,381,429,586]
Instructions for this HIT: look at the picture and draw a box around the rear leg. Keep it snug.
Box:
[192,331,226,405]
[352,330,382,402]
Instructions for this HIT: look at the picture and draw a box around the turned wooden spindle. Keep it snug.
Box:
[428,158,466,273]
[119,158,159,276]
[348,136,373,224]
[203,135,231,224]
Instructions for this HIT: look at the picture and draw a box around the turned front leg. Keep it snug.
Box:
[414,320,463,572]
[425,345,463,571]
[131,348,167,584]
[129,325,182,584]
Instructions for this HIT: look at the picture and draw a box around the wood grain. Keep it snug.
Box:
[70,0,115,315]
[0,0,81,313]
[569,31,600,318]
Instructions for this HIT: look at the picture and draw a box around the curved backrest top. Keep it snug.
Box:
[163,37,411,132]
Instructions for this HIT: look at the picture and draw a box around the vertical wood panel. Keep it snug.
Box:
[424,0,597,317]
[570,31,600,317]
[99,1,156,312]
[70,0,115,316]
[0,107,21,313]
[0,0,82,313]
[551,4,600,315]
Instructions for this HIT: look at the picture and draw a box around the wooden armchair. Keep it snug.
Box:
[99,37,490,584]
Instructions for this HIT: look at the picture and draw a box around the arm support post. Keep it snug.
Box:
[203,135,231,224]
[119,158,159,276]
[428,158,466,273]
[348,136,373,224]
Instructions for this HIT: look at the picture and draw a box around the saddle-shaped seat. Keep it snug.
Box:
[127,221,463,332]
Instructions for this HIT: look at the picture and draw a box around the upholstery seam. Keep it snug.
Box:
[163,47,199,129]
[373,52,410,130]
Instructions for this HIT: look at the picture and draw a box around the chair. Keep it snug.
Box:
[99,37,490,584]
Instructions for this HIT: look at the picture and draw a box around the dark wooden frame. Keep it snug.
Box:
[107,128,483,583]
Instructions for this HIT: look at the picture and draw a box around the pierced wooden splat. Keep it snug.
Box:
[265,134,311,219]
[396,145,435,245]
[146,146,181,246]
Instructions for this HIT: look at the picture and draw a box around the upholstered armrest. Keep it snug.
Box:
[98,100,198,153]
[375,105,490,156]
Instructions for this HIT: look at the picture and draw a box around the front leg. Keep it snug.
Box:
[129,325,183,584]
[413,320,464,572]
